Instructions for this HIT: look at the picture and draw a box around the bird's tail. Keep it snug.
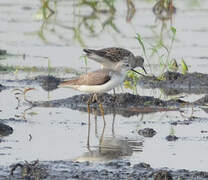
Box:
[83,49,107,67]
[83,49,94,55]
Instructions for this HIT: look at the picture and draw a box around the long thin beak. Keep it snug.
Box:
[142,66,147,74]
[131,69,146,77]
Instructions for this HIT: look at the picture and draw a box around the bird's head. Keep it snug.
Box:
[131,56,147,74]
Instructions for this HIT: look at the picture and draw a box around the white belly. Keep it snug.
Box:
[75,73,125,93]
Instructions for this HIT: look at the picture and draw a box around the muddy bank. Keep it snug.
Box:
[138,128,157,137]
[1,160,208,180]
[0,123,13,137]
[2,73,208,117]
[28,93,184,117]
[1,72,208,100]
[0,75,61,91]
[2,74,208,117]
[0,83,6,91]
[0,49,7,60]
[28,93,208,117]
[32,92,184,108]
[139,71,208,95]
[0,49,7,56]
[1,70,208,96]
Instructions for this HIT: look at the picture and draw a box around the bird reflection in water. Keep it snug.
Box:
[76,108,143,162]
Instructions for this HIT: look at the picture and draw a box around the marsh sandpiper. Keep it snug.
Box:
[83,47,147,75]
[59,60,135,94]
[58,60,140,126]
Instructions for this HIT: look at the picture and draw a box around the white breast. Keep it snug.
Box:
[76,72,125,93]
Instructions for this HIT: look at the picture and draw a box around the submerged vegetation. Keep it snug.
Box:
[38,0,56,19]
[152,0,176,21]
[34,0,139,46]
[78,0,116,14]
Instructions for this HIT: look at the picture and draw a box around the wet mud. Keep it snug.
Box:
[27,91,208,118]
[138,128,157,138]
[9,160,48,180]
[2,73,208,109]
[1,160,208,180]
[165,135,179,141]
[0,84,6,92]
[139,71,208,95]
[0,75,61,91]
[1,74,208,115]
[0,74,186,116]
[0,49,7,58]
[1,73,207,117]
[27,92,183,117]
[0,123,13,137]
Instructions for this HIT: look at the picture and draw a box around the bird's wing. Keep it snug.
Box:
[77,69,111,85]
[84,47,133,62]
[60,69,111,86]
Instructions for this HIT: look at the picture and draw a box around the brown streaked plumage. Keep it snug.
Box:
[83,47,147,74]
[84,47,133,63]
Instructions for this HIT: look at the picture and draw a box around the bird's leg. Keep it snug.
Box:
[91,93,98,103]
[86,94,94,148]
[92,108,98,138]
[99,102,106,126]
[87,114,90,149]
[87,94,93,120]
[93,94,106,153]
[99,121,106,153]
[113,88,116,97]
[93,94,106,127]
[112,112,116,137]
[112,88,117,102]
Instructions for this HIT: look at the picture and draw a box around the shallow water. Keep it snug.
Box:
[1,0,208,172]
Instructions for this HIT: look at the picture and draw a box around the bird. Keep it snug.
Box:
[83,47,147,75]
[59,60,136,94]
[58,60,141,126]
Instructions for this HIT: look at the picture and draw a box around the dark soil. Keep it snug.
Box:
[34,75,61,91]
[165,135,179,141]
[9,160,48,180]
[26,92,208,118]
[0,84,6,91]
[0,49,7,56]
[139,71,208,95]
[0,123,13,136]
[1,160,208,180]
[2,71,208,96]
[0,75,61,91]
[138,128,157,137]
[27,93,184,117]
[2,74,208,117]
[1,73,208,112]
[32,92,184,107]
